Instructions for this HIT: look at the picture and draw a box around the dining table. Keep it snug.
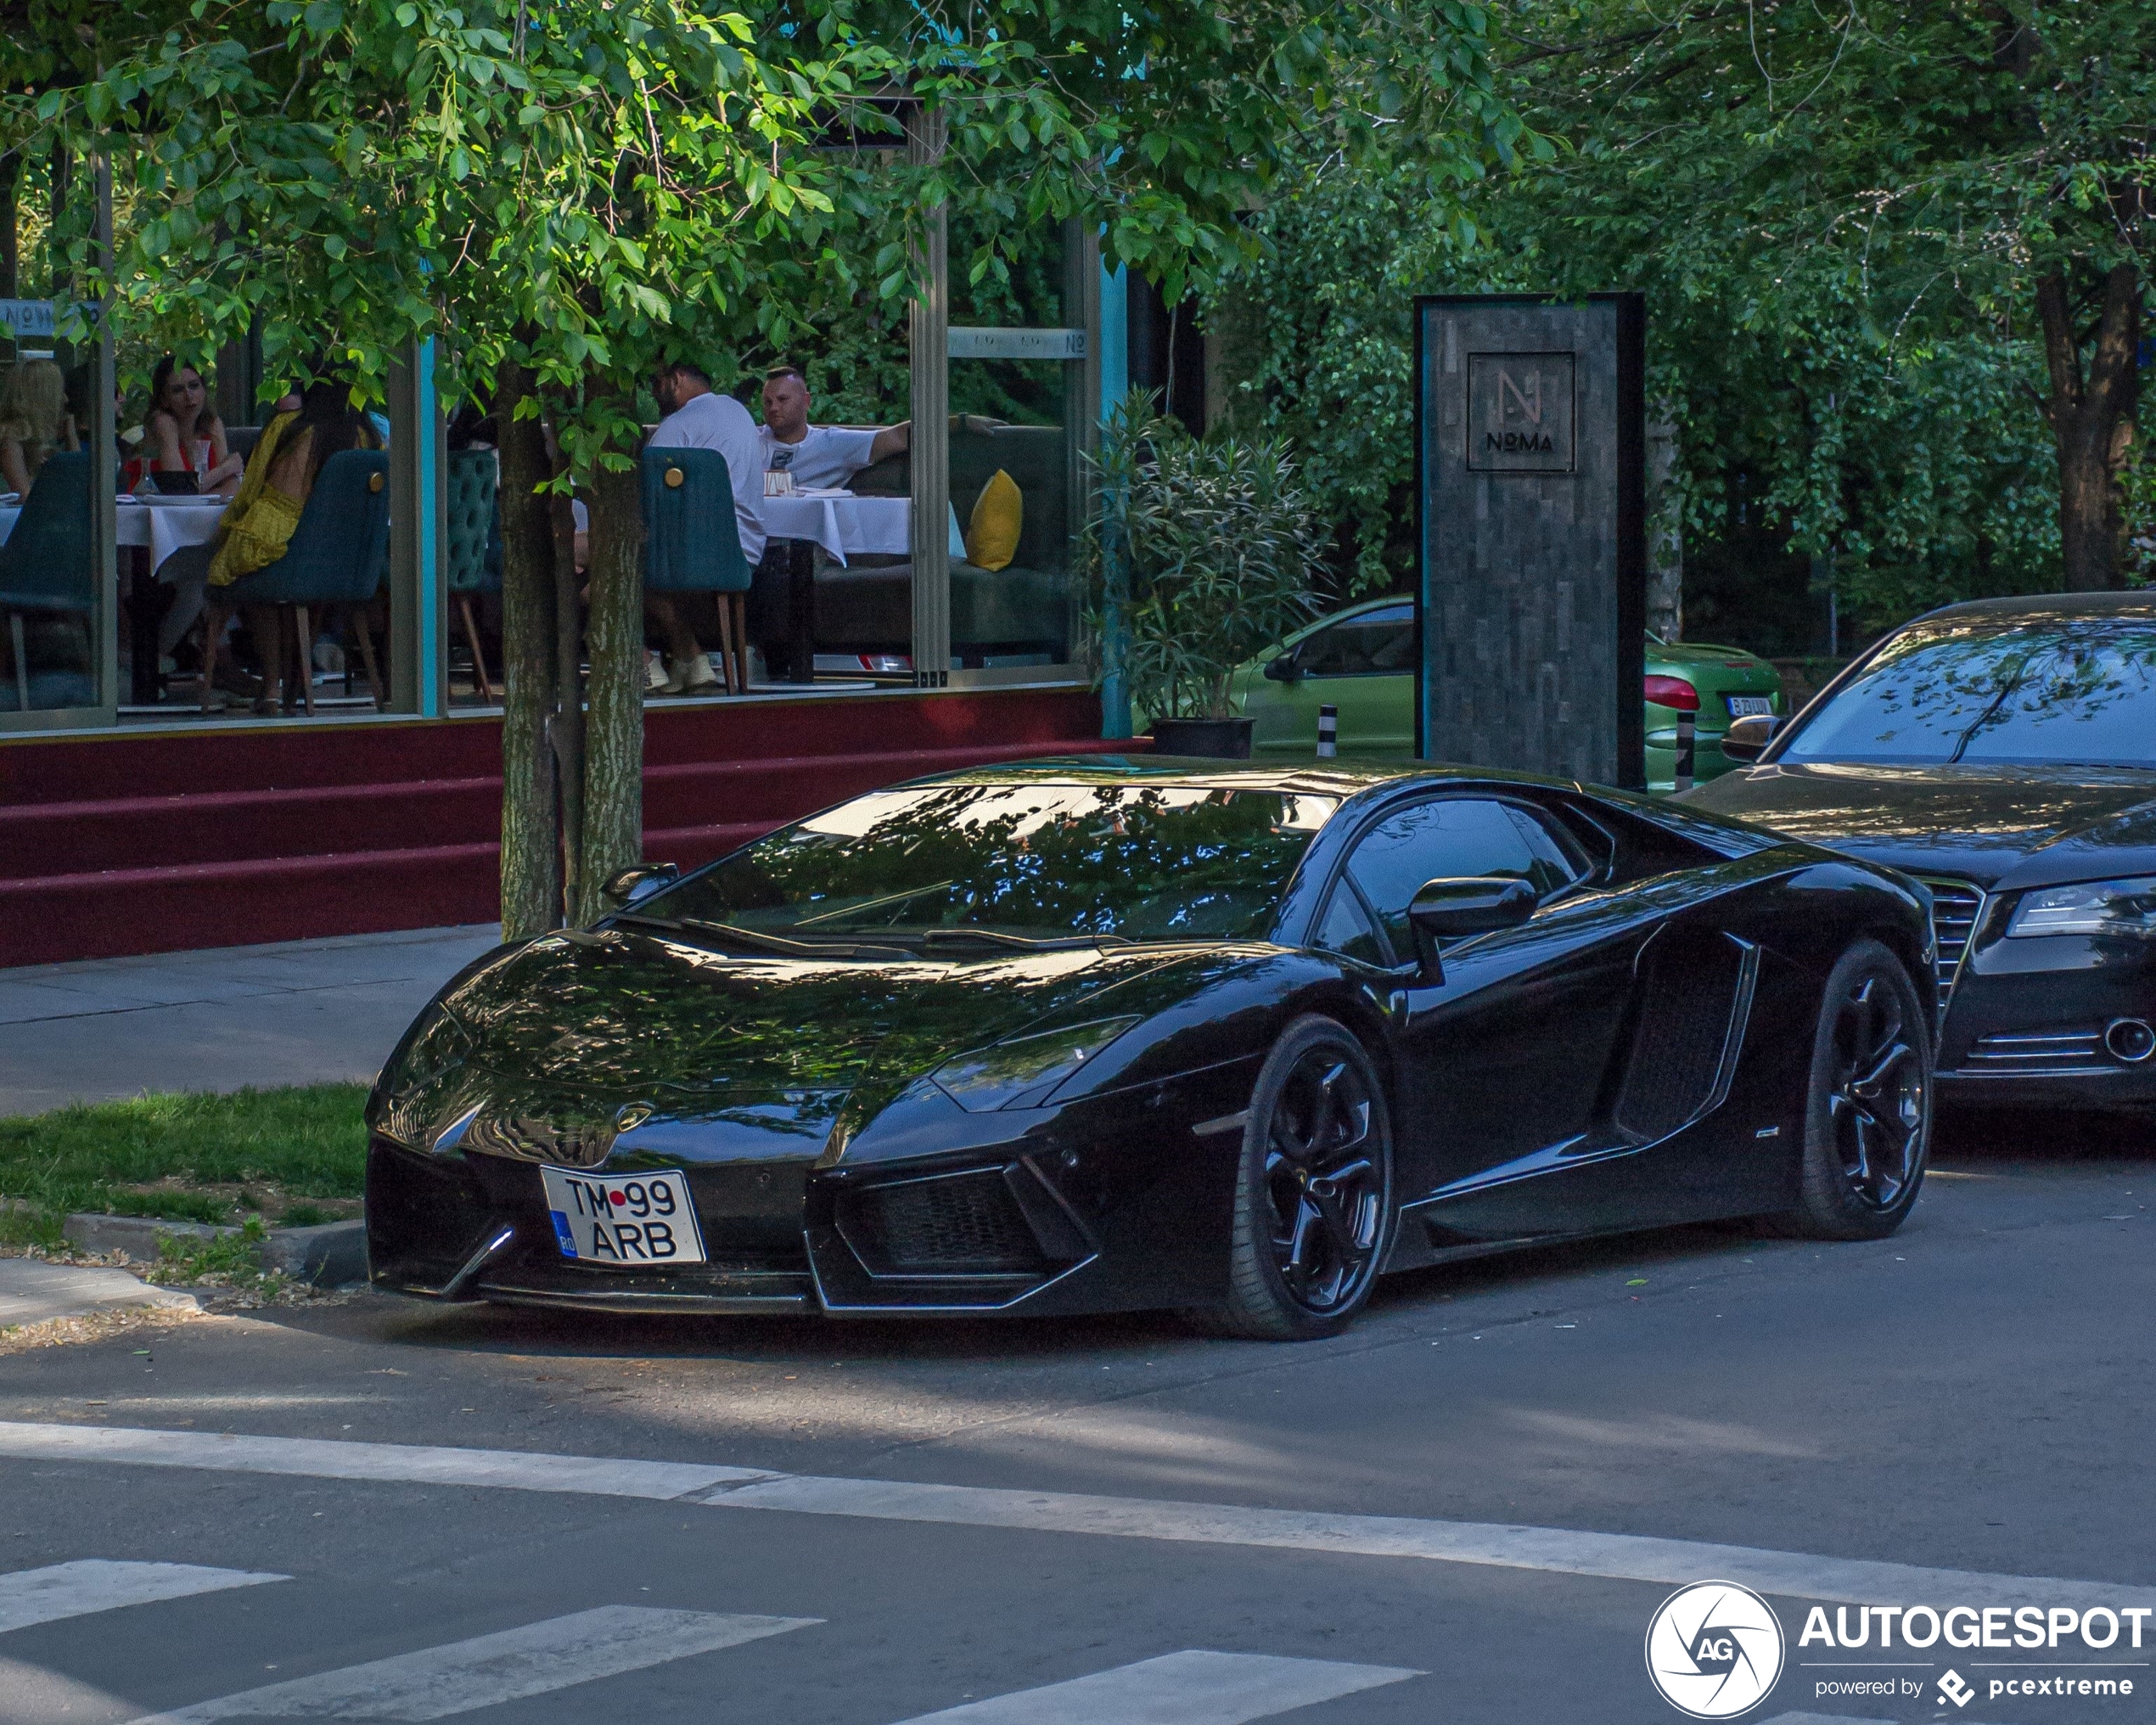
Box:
[755,490,966,683]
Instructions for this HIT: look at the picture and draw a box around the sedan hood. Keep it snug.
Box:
[434,924,1198,1103]
[1686,762,2156,890]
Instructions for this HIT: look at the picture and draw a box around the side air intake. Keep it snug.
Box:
[1610,930,1760,1143]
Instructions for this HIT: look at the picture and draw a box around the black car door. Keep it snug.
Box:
[1325,794,1652,1211]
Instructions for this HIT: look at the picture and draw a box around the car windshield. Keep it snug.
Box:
[1782,616,2156,767]
[642,782,1339,943]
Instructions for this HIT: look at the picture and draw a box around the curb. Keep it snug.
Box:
[59,1214,368,1286]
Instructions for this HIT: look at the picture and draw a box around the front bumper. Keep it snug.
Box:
[1934,919,2156,1111]
[364,1061,1253,1318]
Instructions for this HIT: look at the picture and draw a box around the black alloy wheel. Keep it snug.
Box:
[1777,938,1933,1240]
[1197,1014,1395,1340]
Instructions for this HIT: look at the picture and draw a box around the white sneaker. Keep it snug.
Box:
[645,648,666,691]
[312,640,345,675]
[662,651,720,695]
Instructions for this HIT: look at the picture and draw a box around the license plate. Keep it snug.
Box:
[541,1166,706,1267]
[1725,694,1774,717]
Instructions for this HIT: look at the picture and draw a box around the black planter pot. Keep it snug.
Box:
[1149,716,1255,759]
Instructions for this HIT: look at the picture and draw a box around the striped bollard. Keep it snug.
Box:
[1317,704,1338,759]
[1675,710,1695,792]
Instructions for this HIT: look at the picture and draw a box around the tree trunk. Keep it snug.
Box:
[575,447,644,923]
[548,447,585,920]
[495,359,560,940]
[0,153,19,300]
[1646,408,1683,641]
[2036,265,2142,593]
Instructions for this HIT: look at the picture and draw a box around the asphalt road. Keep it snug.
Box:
[2,1108,2151,1725]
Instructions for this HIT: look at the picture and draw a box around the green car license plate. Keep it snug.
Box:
[542,1166,707,1267]
[1725,694,1774,717]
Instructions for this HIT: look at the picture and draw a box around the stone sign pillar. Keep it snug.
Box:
[1415,295,1646,789]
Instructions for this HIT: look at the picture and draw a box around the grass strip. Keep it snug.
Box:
[0,1084,369,1231]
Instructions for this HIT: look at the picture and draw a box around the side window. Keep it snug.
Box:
[1300,604,1416,677]
[1313,883,1388,968]
[1505,806,1590,897]
[1345,797,1541,955]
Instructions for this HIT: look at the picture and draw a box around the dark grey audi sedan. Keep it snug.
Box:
[1687,592,2156,1112]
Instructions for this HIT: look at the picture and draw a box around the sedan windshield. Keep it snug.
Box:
[1783,617,2156,767]
[642,782,1339,943]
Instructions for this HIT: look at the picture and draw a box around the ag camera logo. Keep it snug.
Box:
[1647,1581,1785,1717]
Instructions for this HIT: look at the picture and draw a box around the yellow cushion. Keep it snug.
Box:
[964,469,1023,571]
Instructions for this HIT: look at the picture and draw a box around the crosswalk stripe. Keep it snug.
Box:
[889,1649,1421,1723]
[0,1559,285,1633]
[4,1419,2148,1615]
[131,1604,817,1722]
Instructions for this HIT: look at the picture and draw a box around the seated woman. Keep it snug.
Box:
[144,355,244,495]
[191,380,384,713]
[0,359,80,498]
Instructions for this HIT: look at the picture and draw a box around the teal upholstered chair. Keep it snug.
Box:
[200,448,391,713]
[0,452,96,711]
[446,447,500,700]
[643,446,751,693]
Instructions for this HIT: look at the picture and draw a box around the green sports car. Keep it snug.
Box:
[1229,596,1783,790]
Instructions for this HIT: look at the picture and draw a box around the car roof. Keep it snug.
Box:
[1913,591,2156,627]
[909,754,1576,804]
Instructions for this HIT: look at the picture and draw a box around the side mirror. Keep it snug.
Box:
[1720,713,1780,764]
[1402,877,1536,984]
[1263,649,1304,683]
[601,862,680,910]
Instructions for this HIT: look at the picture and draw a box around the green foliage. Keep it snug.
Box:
[1205,2,2156,637]
[1085,396,1325,721]
[0,1084,369,1225]
[146,1216,272,1288]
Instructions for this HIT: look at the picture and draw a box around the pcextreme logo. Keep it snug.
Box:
[1645,1581,1787,1718]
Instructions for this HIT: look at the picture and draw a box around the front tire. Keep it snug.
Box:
[1776,938,1933,1240]
[1194,1014,1395,1340]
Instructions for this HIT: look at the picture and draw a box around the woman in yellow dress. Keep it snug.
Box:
[199,382,383,713]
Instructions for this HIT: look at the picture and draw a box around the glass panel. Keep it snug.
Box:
[943,213,1081,676]
[0,349,103,715]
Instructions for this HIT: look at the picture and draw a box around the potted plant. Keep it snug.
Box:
[1084,396,1323,757]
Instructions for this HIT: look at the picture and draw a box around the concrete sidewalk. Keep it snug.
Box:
[0,925,502,1115]
[0,1258,199,1329]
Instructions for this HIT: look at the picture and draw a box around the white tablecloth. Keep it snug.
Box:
[0,497,227,571]
[760,492,965,566]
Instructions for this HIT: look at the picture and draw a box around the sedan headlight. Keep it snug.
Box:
[931,1017,1141,1113]
[2007,875,2156,939]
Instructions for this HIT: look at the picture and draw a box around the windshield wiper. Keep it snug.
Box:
[610,913,915,961]
[918,929,1133,952]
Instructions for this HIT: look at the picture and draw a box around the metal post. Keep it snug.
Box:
[90,157,115,717]
[1096,257,1131,739]
[1674,709,1694,793]
[1317,704,1337,759]
[388,339,447,715]
[906,104,951,689]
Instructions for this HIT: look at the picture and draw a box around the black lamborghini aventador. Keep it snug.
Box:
[367,757,1935,1339]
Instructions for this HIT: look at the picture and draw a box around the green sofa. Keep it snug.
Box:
[808,422,1075,663]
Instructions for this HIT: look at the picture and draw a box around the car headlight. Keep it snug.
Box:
[2007,875,2156,939]
[931,1017,1141,1113]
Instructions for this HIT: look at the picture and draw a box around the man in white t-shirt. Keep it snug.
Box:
[643,359,766,693]
[758,366,907,490]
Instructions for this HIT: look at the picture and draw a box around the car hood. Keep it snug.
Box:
[1683,762,2156,890]
[430,924,1203,1104]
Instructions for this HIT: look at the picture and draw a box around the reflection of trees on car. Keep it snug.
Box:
[663,784,1331,940]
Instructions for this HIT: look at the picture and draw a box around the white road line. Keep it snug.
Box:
[132,1604,817,1722]
[890,1649,1420,1723]
[5,1420,2150,1615]
[1757,1715,1895,1724]
[0,1420,767,1500]
[0,1559,285,1634]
